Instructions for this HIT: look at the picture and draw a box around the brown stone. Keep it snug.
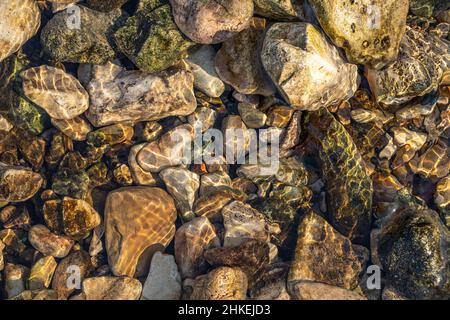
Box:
[28,225,74,258]
[82,276,142,300]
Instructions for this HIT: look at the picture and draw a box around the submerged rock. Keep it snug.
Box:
[114,1,194,73]
[86,0,129,12]
[254,0,304,21]
[261,23,358,111]
[169,0,254,44]
[288,212,366,290]
[0,163,43,202]
[308,0,409,69]
[86,63,196,126]
[371,207,450,299]
[51,117,92,141]
[82,276,142,300]
[21,66,89,120]
[290,282,366,300]
[28,256,57,291]
[367,27,449,105]
[0,1,41,62]
[305,109,373,245]
[28,225,74,258]
[105,187,177,277]
[41,5,126,64]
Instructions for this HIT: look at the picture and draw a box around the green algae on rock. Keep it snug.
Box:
[114,1,194,73]
[41,5,127,64]
[0,163,44,203]
[305,109,373,245]
[308,0,409,70]
[86,0,129,12]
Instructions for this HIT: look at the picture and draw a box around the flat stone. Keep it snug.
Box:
[86,63,196,127]
[194,187,246,221]
[0,163,44,202]
[82,276,142,300]
[141,252,181,300]
[174,216,220,279]
[51,117,92,141]
[215,17,275,96]
[222,201,272,247]
[391,127,427,151]
[288,212,366,290]
[0,0,41,62]
[160,167,200,220]
[51,250,92,298]
[308,0,408,69]
[41,5,126,64]
[187,45,225,98]
[289,282,366,300]
[21,66,89,120]
[28,256,58,291]
[28,225,74,258]
[105,187,177,277]
[238,103,268,129]
[261,23,358,111]
[199,171,232,196]
[169,0,254,44]
[187,267,248,300]
[137,124,194,173]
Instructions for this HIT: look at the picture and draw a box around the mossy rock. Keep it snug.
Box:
[114,1,195,73]
[86,0,130,12]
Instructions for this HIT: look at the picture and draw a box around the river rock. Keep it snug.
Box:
[137,124,194,173]
[82,276,142,300]
[174,216,220,279]
[21,66,89,120]
[261,22,358,111]
[41,5,126,64]
[28,225,74,258]
[186,46,225,98]
[308,0,408,69]
[186,267,248,300]
[86,63,196,126]
[4,263,29,299]
[51,117,92,141]
[290,282,366,300]
[367,27,449,105]
[61,197,101,239]
[105,187,177,277]
[0,163,43,202]
[199,172,232,196]
[86,0,129,12]
[435,175,450,215]
[160,167,200,220]
[288,212,366,290]
[128,143,158,186]
[141,252,181,300]
[0,1,41,62]
[254,0,304,21]
[114,1,194,73]
[51,250,92,298]
[28,256,58,291]
[169,0,254,44]
[215,17,275,96]
[371,207,450,299]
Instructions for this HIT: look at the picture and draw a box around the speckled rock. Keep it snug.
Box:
[61,197,101,239]
[141,252,181,300]
[308,0,408,69]
[169,0,254,44]
[82,276,142,300]
[288,212,366,290]
[51,250,92,298]
[105,187,177,277]
[0,163,44,202]
[0,1,41,62]
[371,207,450,299]
[367,27,449,105]
[261,23,358,111]
[28,256,58,291]
[160,167,200,220]
[21,66,89,120]
[215,17,275,96]
[174,216,220,279]
[254,0,304,21]
[250,263,290,300]
[41,5,126,64]
[222,201,273,247]
[51,168,90,199]
[114,1,194,73]
[137,124,194,173]
[51,117,92,141]
[0,205,31,230]
[86,63,196,127]
[186,267,248,300]
[28,225,74,258]
[187,45,225,98]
